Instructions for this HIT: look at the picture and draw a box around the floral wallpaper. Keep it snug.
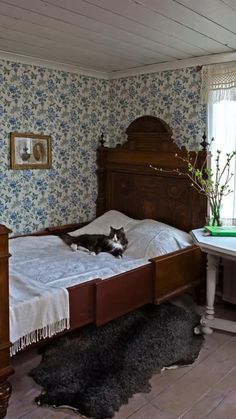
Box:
[108,67,206,149]
[0,60,206,235]
[0,60,109,234]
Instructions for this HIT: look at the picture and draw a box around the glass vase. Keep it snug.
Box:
[206,205,222,227]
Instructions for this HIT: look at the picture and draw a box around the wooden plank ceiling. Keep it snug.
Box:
[0,0,235,75]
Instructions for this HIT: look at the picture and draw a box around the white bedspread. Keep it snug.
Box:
[9,210,193,355]
[9,234,148,354]
[9,274,69,355]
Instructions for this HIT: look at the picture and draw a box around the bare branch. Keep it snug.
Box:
[150,141,236,226]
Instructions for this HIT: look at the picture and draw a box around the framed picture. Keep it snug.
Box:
[10,132,52,170]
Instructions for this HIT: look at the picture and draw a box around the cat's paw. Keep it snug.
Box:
[117,254,122,259]
[90,251,96,256]
[70,243,77,252]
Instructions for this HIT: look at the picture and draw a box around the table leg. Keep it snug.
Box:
[200,253,219,334]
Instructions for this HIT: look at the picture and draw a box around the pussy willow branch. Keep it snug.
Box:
[213,158,234,209]
[215,152,220,186]
[217,156,231,185]
[149,164,207,195]
[150,148,236,207]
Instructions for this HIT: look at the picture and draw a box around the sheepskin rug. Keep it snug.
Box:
[30,302,203,419]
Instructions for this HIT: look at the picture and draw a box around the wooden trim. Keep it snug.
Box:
[108,52,236,79]
[1,49,235,80]
[46,221,90,234]
[0,225,14,419]
[0,50,108,79]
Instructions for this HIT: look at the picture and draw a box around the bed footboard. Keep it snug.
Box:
[152,245,205,304]
[0,225,14,419]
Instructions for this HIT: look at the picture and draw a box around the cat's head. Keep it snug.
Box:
[109,226,128,247]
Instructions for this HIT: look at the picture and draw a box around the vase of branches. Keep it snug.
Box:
[208,203,222,227]
[151,138,236,227]
[187,145,236,227]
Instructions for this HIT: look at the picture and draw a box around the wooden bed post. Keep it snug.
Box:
[0,225,14,419]
[96,142,107,217]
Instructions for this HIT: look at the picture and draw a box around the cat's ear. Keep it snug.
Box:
[110,226,114,232]
[120,227,124,232]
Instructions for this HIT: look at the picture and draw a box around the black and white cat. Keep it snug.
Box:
[59,227,128,258]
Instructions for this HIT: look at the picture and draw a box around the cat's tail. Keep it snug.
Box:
[58,233,74,246]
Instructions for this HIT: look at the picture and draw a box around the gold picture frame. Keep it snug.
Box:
[10,132,52,170]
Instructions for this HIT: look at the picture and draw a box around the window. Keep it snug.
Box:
[201,62,236,220]
[208,100,236,219]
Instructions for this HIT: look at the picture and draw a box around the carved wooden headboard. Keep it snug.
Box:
[96,116,207,232]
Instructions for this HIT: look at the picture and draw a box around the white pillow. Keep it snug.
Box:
[69,210,138,236]
[125,219,193,259]
[70,210,193,259]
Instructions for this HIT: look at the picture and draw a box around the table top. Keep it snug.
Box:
[191,228,236,259]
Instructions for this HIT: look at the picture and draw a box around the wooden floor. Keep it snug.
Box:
[6,304,236,419]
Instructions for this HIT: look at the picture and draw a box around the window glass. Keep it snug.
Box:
[208,101,236,219]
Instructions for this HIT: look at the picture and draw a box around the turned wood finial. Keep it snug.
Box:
[99,133,106,148]
[200,132,209,151]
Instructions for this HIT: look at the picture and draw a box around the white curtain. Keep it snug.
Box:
[201,61,236,103]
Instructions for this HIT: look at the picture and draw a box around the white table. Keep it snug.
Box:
[191,228,236,334]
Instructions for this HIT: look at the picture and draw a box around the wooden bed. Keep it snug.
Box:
[0,116,207,418]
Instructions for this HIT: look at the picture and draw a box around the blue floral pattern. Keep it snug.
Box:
[0,60,109,234]
[108,67,206,149]
[0,60,206,235]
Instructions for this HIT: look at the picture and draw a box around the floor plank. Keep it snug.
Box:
[190,366,236,419]
[179,366,236,418]
[150,336,236,417]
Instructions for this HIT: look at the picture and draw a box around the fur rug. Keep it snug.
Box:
[30,302,203,419]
